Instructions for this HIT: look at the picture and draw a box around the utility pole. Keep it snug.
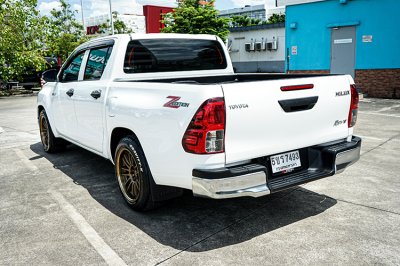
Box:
[108,0,114,35]
[80,0,84,29]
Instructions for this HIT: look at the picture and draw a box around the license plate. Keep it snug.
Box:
[270,150,301,174]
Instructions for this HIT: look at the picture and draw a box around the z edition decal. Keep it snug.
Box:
[163,96,190,109]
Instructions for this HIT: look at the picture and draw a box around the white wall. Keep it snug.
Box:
[85,14,146,35]
[118,15,146,34]
[228,27,286,63]
[266,6,285,18]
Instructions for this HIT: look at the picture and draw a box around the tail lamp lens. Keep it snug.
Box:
[348,84,359,128]
[182,97,225,154]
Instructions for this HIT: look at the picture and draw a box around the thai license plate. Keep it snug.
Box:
[270,150,301,174]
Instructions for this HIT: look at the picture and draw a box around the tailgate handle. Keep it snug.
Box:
[278,96,319,113]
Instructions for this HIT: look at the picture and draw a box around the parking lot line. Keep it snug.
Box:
[358,111,400,118]
[355,135,383,141]
[14,148,38,172]
[50,190,127,266]
[376,104,400,113]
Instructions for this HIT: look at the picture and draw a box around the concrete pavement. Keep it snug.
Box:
[0,96,399,265]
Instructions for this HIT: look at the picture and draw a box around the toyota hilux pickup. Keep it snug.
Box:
[37,34,361,211]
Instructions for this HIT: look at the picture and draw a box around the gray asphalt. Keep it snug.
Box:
[0,96,399,265]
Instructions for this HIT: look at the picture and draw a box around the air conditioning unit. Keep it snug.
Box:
[245,43,251,52]
[261,41,267,51]
[267,41,278,50]
[245,42,255,52]
[255,42,262,51]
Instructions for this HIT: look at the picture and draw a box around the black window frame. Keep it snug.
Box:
[59,51,85,83]
[83,45,113,81]
[123,38,228,74]
[58,39,115,83]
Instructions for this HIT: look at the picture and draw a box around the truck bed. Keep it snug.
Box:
[115,73,338,85]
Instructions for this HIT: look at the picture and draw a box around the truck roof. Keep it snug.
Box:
[80,33,219,49]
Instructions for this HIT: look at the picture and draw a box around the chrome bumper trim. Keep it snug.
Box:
[192,171,270,199]
[335,146,361,174]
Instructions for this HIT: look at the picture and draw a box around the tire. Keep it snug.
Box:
[39,110,66,153]
[115,136,156,211]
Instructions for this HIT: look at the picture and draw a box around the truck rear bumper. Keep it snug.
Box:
[192,136,361,199]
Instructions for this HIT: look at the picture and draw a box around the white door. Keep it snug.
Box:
[52,51,85,139]
[73,46,113,153]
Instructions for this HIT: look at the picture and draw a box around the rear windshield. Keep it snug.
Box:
[123,39,227,74]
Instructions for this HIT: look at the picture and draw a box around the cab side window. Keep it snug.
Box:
[61,52,84,82]
[84,46,113,80]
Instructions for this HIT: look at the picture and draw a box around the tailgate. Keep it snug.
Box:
[222,75,352,164]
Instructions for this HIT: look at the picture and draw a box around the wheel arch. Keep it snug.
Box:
[37,105,45,119]
[109,127,143,162]
[110,126,184,205]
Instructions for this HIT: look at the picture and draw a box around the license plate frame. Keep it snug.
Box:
[270,150,301,174]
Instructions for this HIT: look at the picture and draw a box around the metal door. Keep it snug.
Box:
[330,26,356,78]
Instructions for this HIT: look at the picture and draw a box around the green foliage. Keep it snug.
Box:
[231,15,262,27]
[230,13,285,28]
[45,0,88,62]
[161,0,230,41]
[0,0,88,82]
[0,0,47,82]
[98,11,134,35]
[267,13,285,24]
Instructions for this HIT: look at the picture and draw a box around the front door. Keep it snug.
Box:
[330,26,356,78]
[53,51,85,139]
[73,45,113,153]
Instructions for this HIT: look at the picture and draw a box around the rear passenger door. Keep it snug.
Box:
[73,44,113,153]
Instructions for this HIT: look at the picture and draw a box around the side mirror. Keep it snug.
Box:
[41,69,58,82]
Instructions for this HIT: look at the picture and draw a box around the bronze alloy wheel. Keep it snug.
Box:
[116,147,143,203]
[39,114,49,150]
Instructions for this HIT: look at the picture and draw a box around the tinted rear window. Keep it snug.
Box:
[123,39,227,74]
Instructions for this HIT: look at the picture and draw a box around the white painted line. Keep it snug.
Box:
[356,135,383,141]
[50,191,127,266]
[0,126,4,133]
[14,149,38,172]
[376,104,400,113]
[358,111,400,118]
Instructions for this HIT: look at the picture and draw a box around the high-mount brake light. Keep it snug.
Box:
[348,84,359,128]
[182,97,225,154]
[281,84,314,91]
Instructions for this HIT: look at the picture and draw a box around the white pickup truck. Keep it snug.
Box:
[38,34,361,211]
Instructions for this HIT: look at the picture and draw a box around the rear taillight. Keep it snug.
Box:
[182,97,225,154]
[348,84,359,128]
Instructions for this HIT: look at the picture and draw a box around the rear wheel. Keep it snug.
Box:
[39,110,66,153]
[115,136,156,211]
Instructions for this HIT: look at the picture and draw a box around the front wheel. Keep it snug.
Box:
[39,110,66,153]
[115,136,156,211]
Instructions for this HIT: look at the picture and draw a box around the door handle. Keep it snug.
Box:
[278,96,319,113]
[90,90,101,99]
[66,89,74,97]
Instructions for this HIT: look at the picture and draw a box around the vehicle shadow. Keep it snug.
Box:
[30,142,337,252]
